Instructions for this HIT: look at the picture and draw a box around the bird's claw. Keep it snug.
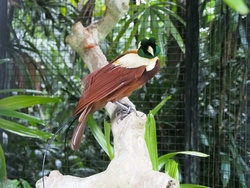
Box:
[115,102,136,122]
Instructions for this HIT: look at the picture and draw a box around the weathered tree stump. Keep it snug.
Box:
[36,111,177,188]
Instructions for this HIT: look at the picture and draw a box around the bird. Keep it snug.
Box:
[70,37,161,150]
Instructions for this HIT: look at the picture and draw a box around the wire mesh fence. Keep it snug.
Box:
[0,0,249,187]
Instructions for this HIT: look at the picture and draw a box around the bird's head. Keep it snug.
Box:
[138,37,161,58]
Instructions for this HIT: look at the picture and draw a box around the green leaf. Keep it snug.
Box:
[158,151,209,171]
[1,179,20,188]
[0,109,44,125]
[151,6,185,53]
[104,120,114,160]
[151,95,172,115]
[109,10,144,53]
[88,116,114,159]
[164,159,179,181]
[227,132,248,187]
[0,145,7,184]
[180,184,210,188]
[151,4,186,26]
[0,89,44,94]
[220,153,230,188]
[140,9,150,39]
[124,18,141,51]
[0,58,11,65]
[223,0,249,15]
[150,10,158,40]
[236,168,247,188]
[60,7,67,16]
[70,0,78,7]
[0,95,61,110]
[145,111,158,170]
[19,179,32,188]
[0,118,52,140]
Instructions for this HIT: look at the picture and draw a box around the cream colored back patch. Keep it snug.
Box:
[113,53,158,71]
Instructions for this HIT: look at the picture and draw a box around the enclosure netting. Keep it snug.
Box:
[0,0,249,187]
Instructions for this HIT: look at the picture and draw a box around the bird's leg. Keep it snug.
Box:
[115,101,135,112]
[114,101,136,121]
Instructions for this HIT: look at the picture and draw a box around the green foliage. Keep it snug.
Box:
[0,93,60,139]
[0,145,7,184]
[180,185,210,188]
[0,119,50,139]
[0,90,61,187]
[0,179,31,188]
[199,1,250,187]
[164,159,179,181]
[0,146,32,188]
[88,116,114,160]
[223,0,249,15]
[108,1,185,61]
[150,95,172,116]
[158,151,209,171]
[0,95,60,111]
[145,95,171,170]
[145,112,158,170]
[144,97,209,187]
[103,120,114,160]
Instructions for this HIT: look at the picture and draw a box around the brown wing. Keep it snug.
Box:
[74,62,146,115]
[107,59,160,102]
[71,63,146,150]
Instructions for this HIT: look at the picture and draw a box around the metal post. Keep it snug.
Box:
[184,0,200,184]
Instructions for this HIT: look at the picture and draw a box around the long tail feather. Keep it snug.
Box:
[42,117,78,188]
[70,105,92,150]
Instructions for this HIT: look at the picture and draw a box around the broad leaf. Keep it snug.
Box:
[0,109,44,125]
[0,145,7,183]
[151,95,172,116]
[0,118,52,140]
[180,184,210,188]
[158,151,209,171]
[0,95,61,110]
[145,112,158,170]
[104,120,114,160]
[164,159,179,181]
[0,89,43,94]
[223,0,249,15]
[88,116,114,159]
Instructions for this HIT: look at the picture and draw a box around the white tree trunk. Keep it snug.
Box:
[36,0,178,187]
[36,112,177,188]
